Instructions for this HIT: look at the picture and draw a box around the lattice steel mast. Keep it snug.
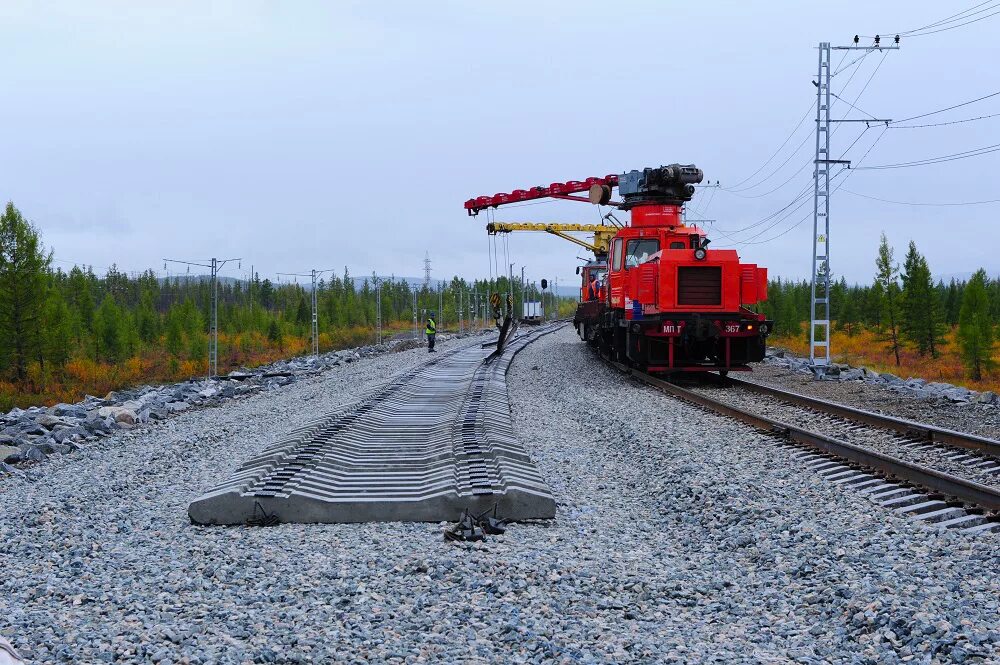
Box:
[810,37,896,369]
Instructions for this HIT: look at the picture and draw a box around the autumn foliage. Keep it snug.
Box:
[771,324,1000,395]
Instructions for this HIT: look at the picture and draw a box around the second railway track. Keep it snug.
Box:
[602,355,1000,535]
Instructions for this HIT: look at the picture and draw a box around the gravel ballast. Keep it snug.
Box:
[2,326,998,663]
[684,382,1000,490]
[751,359,1000,440]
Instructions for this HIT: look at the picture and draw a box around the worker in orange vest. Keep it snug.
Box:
[587,274,598,301]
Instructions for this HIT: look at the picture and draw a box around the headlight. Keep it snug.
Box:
[694,248,707,261]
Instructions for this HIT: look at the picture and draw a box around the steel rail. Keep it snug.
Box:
[727,376,1000,455]
[604,358,1000,512]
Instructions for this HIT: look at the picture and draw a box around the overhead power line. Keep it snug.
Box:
[890,111,1000,129]
[735,128,890,247]
[904,6,1000,36]
[724,49,874,196]
[841,188,1000,206]
[892,89,1000,124]
[855,141,1000,169]
[725,101,816,191]
[864,1,1000,38]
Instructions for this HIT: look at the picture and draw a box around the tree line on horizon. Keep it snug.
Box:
[0,202,559,400]
[760,234,998,379]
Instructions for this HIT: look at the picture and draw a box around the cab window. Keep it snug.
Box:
[625,238,660,268]
[669,241,685,249]
[611,238,623,271]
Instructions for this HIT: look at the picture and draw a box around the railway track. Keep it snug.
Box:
[603,356,1000,535]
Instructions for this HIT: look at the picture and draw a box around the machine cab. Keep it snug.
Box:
[577,261,607,302]
[607,220,768,314]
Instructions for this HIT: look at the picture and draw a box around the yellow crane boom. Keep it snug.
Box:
[486,222,616,258]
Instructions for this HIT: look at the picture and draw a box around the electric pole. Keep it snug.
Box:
[810,37,896,369]
[277,267,337,357]
[164,256,241,378]
[520,266,526,321]
[412,291,418,340]
[374,272,383,345]
[553,277,559,320]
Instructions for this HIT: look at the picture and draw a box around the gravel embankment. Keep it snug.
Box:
[748,363,1000,440]
[505,328,999,663]
[2,326,998,663]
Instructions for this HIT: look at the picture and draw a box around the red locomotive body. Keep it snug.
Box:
[468,163,773,374]
[592,202,770,373]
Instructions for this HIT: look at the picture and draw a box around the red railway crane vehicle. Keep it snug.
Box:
[466,164,773,374]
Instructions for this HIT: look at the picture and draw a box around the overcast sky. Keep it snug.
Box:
[1,1,997,289]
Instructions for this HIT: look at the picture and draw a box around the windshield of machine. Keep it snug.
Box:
[625,238,660,267]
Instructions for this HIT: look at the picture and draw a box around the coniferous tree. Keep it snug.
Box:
[864,279,884,330]
[295,295,310,327]
[42,292,73,370]
[95,295,124,362]
[900,241,946,357]
[259,278,275,310]
[267,319,283,351]
[0,202,51,381]
[875,233,902,366]
[136,291,159,344]
[838,291,860,337]
[958,269,996,380]
[165,310,185,358]
[944,279,961,326]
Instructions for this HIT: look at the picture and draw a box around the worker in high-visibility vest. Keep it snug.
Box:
[425,312,437,352]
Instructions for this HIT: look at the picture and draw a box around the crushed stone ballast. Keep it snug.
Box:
[602,356,1000,535]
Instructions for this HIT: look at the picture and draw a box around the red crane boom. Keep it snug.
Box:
[464,174,619,216]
